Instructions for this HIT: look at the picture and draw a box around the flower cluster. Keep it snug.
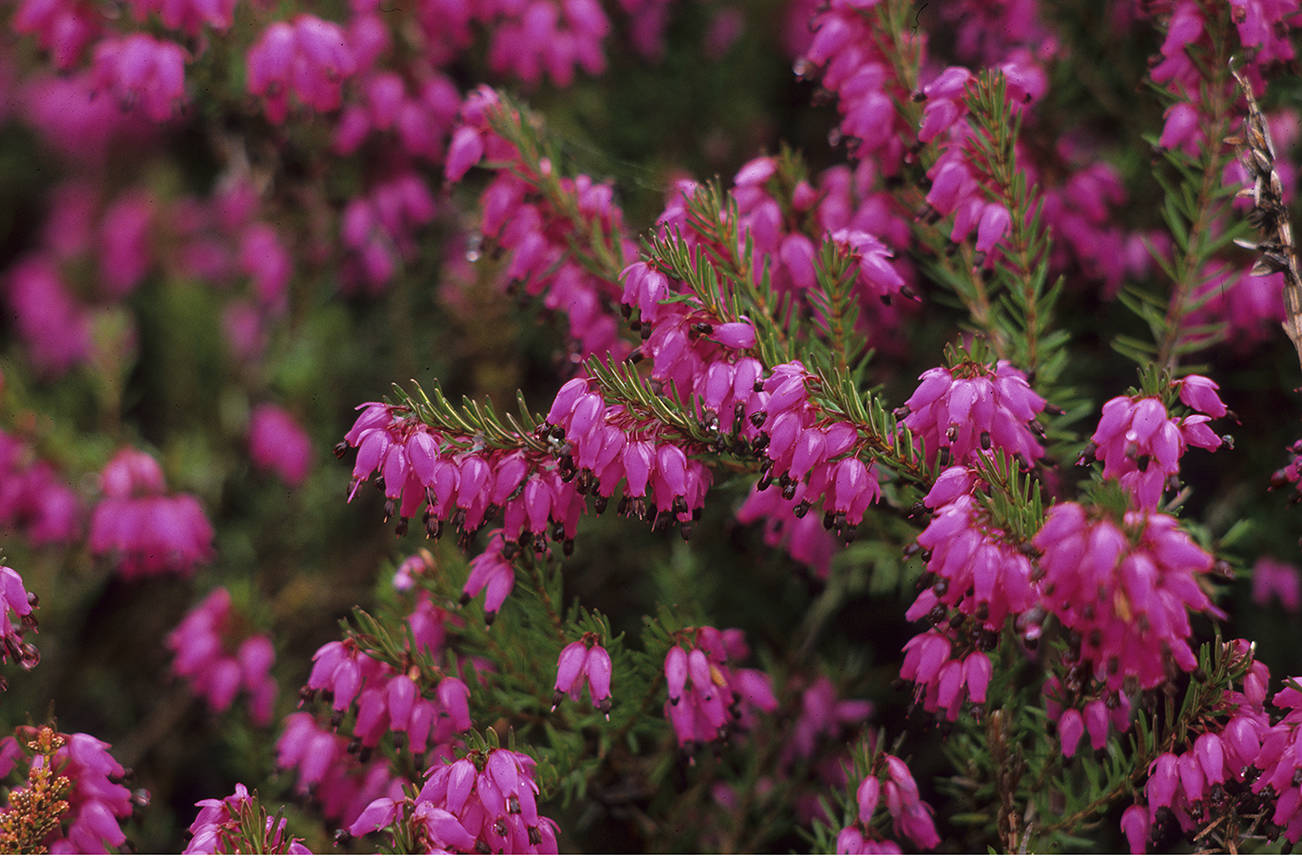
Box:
[1123,641,1273,852]
[184,784,311,854]
[1082,379,1227,509]
[662,626,777,753]
[0,565,39,683]
[838,754,940,854]
[446,91,629,359]
[246,15,357,124]
[551,634,613,716]
[899,633,994,723]
[0,728,141,854]
[1033,502,1219,692]
[0,432,80,545]
[303,628,470,758]
[276,712,404,826]
[1252,678,1302,843]
[341,174,438,292]
[1042,676,1134,759]
[248,404,313,487]
[89,448,213,579]
[900,360,1048,467]
[89,34,187,123]
[348,747,559,853]
[166,588,277,725]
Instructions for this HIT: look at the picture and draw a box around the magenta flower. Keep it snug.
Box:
[249,404,313,487]
[5,257,93,375]
[124,0,236,33]
[276,712,404,825]
[90,35,188,123]
[0,728,141,854]
[839,754,940,853]
[89,448,214,579]
[185,784,310,854]
[166,588,278,725]
[1252,557,1301,612]
[1084,392,1224,510]
[1120,804,1149,854]
[661,627,776,753]
[13,0,100,68]
[0,565,39,678]
[1034,503,1218,692]
[246,16,356,123]
[402,748,559,853]
[901,359,1047,467]
[551,636,613,717]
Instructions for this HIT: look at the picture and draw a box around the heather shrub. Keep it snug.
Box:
[0,0,1301,855]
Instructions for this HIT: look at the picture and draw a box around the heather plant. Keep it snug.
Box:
[0,0,1301,855]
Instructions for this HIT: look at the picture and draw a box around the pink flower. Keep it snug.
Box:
[1084,393,1223,510]
[901,360,1047,467]
[661,627,776,752]
[1,728,141,854]
[1034,503,1217,692]
[247,16,356,123]
[186,784,309,854]
[249,404,313,487]
[167,588,278,725]
[89,449,213,579]
[1253,557,1301,612]
[90,35,188,123]
[410,748,558,853]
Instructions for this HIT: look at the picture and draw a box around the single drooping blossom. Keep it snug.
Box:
[662,626,777,753]
[0,727,141,854]
[1082,390,1225,510]
[166,588,277,725]
[838,754,940,853]
[248,404,313,487]
[246,15,357,123]
[349,747,559,853]
[900,359,1047,467]
[185,784,311,854]
[1033,502,1219,692]
[551,635,613,716]
[1252,557,1301,612]
[0,565,39,684]
[90,35,188,123]
[89,448,213,579]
